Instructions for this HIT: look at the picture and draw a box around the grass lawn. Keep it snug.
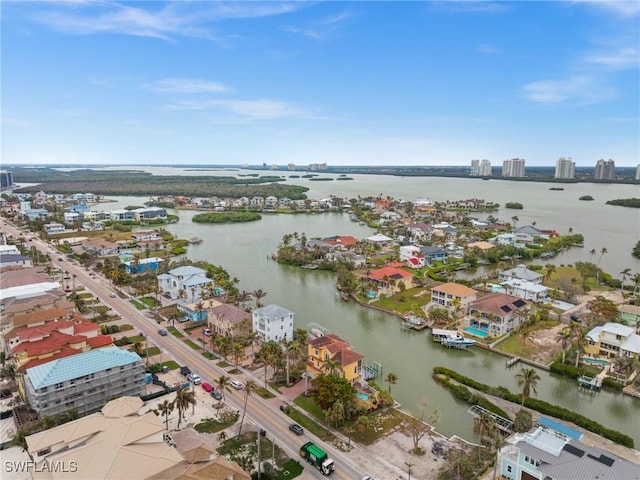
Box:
[278,459,304,479]
[217,431,290,467]
[127,335,145,344]
[342,407,406,445]
[184,339,201,350]
[217,361,230,368]
[95,305,110,314]
[145,346,161,357]
[374,287,430,313]
[256,387,275,399]
[139,296,159,308]
[202,352,217,360]
[119,324,133,332]
[194,416,237,434]
[494,320,561,358]
[168,326,184,338]
[162,360,180,370]
[291,395,334,441]
[130,299,145,310]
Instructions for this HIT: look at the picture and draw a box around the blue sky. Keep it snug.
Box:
[2,1,639,167]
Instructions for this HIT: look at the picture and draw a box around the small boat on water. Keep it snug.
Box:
[189,236,203,244]
[309,328,325,339]
[432,329,476,349]
[301,264,318,270]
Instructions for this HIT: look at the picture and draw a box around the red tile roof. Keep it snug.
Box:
[12,308,72,328]
[368,266,413,281]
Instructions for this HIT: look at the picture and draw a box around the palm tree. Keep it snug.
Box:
[515,368,540,406]
[588,248,597,264]
[323,358,341,376]
[155,399,174,429]
[597,247,608,266]
[217,375,232,402]
[620,268,631,296]
[556,328,573,364]
[252,289,267,308]
[473,412,498,460]
[237,379,257,437]
[172,387,196,429]
[385,372,399,395]
[284,340,300,386]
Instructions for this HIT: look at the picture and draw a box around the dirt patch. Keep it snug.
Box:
[526,323,566,364]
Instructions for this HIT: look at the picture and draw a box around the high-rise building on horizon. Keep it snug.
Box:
[479,159,492,176]
[502,158,526,178]
[636,164,640,181]
[594,159,615,180]
[470,159,480,176]
[554,157,575,179]
[0,170,13,189]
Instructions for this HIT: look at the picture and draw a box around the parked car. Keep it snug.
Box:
[201,382,213,393]
[211,390,223,401]
[203,329,213,336]
[259,428,266,437]
[158,329,168,336]
[361,476,376,480]
[187,373,202,385]
[289,423,304,436]
[178,316,189,323]
[109,293,117,298]
[230,379,244,390]
[180,366,192,376]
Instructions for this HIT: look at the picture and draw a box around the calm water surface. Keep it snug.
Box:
[102,169,640,445]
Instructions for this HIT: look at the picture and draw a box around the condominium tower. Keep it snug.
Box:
[554,157,575,179]
[594,159,615,180]
[470,159,492,176]
[502,158,526,178]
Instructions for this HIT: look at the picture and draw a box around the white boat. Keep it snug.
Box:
[433,329,476,349]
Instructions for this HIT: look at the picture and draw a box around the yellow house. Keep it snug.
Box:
[585,322,640,360]
[307,333,364,385]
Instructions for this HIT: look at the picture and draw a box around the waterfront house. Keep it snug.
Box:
[501,278,549,303]
[123,256,163,274]
[466,240,495,252]
[365,233,393,246]
[584,322,640,360]
[156,266,212,303]
[493,233,517,246]
[514,225,546,244]
[252,304,294,342]
[499,264,543,284]
[81,237,120,257]
[22,346,145,418]
[399,245,425,268]
[180,298,220,323]
[617,304,640,327]
[367,266,415,295]
[467,293,530,337]
[307,333,364,386]
[430,282,478,312]
[420,246,448,264]
[498,418,639,480]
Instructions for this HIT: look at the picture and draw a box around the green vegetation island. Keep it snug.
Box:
[606,198,640,208]
[192,211,262,224]
[579,195,594,201]
[505,202,523,209]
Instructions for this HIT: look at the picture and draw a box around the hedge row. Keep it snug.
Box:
[433,367,634,448]
[550,362,624,391]
[432,373,512,421]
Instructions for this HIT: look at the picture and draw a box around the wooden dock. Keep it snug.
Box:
[506,356,520,367]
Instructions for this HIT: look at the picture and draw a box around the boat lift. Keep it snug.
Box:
[468,405,514,433]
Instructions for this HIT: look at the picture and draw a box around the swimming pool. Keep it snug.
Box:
[582,357,610,367]
[356,392,370,401]
[463,327,488,338]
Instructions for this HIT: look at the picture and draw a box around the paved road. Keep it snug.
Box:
[1,222,367,480]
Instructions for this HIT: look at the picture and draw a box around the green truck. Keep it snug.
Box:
[299,441,335,475]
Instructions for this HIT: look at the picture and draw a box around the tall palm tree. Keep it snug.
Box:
[172,387,196,429]
[473,412,498,460]
[597,247,608,266]
[155,399,174,429]
[515,368,540,406]
[237,379,257,437]
[556,328,573,364]
[385,372,399,395]
[217,375,232,402]
[323,358,341,376]
[252,289,267,308]
[284,340,300,386]
[588,248,597,264]
[620,268,631,296]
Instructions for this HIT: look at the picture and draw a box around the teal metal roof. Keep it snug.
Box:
[26,347,142,389]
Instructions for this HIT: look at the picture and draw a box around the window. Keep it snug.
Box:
[507,466,512,473]
[55,383,64,390]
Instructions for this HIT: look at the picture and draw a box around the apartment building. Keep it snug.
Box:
[594,158,615,180]
[502,158,526,177]
[22,346,145,418]
[252,304,294,342]
[554,157,575,179]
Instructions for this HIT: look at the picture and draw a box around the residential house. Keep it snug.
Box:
[420,246,447,264]
[252,304,294,342]
[430,282,478,312]
[25,396,185,480]
[156,266,212,303]
[500,264,543,284]
[493,233,517,246]
[123,256,163,274]
[179,298,220,323]
[406,222,431,242]
[400,245,425,269]
[467,293,530,337]
[22,346,145,418]
[365,233,393,246]
[23,209,49,221]
[498,418,639,480]
[585,322,640,360]
[514,225,547,244]
[466,241,495,252]
[379,211,403,223]
[321,235,358,249]
[81,237,120,257]
[501,279,549,303]
[617,304,640,327]
[44,223,66,235]
[64,212,81,225]
[208,303,252,339]
[367,266,415,295]
[307,333,364,386]
[68,204,90,213]
[0,253,32,269]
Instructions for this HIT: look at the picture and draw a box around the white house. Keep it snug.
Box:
[501,278,548,303]
[156,266,213,303]
[499,264,543,284]
[252,304,294,342]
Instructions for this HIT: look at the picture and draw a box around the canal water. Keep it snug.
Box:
[101,171,639,445]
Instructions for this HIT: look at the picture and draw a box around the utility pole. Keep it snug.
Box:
[256,434,261,479]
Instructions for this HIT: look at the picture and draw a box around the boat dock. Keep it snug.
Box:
[506,356,520,367]
[578,367,608,392]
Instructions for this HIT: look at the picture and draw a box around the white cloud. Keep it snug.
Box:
[522,75,616,105]
[144,78,233,94]
[164,98,308,120]
[30,1,308,40]
[571,0,640,17]
[585,47,639,69]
